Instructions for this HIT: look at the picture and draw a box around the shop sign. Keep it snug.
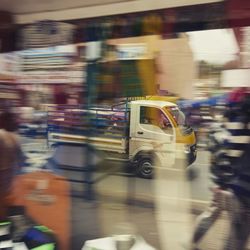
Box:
[117,43,148,60]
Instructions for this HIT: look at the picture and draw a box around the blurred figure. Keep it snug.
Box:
[0,109,22,220]
[190,93,250,250]
[225,144,250,250]
[188,107,202,143]
[225,94,250,250]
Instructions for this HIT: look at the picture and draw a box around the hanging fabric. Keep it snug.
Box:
[119,17,128,38]
[112,17,123,39]
[97,60,121,101]
[120,60,143,97]
[142,14,163,35]
[124,16,133,37]
[86,21,101,42]
[162,9,177,39]
[132,16,143,37]
[100,19,113,59]
[101,19,113,41]
[137,59,157,96]
[86,62,100,105]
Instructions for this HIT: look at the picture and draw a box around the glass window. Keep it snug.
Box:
[140,106,172,131]
[164,106,186,126]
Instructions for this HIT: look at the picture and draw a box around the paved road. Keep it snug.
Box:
[93,149,212,204]
[189,149,212,202]
[21,137,212,205]
[22,138,239,250]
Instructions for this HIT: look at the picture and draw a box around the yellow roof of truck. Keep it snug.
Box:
[131,100,177,108]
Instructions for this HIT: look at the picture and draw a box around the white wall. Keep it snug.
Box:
[158,35,197,99]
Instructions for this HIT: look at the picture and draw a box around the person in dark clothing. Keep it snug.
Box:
[225,144,250,250]
[190,93,250,250]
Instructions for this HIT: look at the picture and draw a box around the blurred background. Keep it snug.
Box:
[0,0,249,249]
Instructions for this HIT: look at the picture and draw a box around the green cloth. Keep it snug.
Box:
[0,221,10,226]
[34,225,53,233]
[120,60,144,97]
[133,17,142,36]
[32,243,55,250]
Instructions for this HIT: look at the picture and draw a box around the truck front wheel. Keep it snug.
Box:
[136,157,154,179]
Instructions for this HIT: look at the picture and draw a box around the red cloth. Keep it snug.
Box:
[54,86,68,105]
[228,87,248,104]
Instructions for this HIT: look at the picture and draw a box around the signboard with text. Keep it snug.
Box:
[117,43,148,60]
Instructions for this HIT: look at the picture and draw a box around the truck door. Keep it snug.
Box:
[130,105,176,166]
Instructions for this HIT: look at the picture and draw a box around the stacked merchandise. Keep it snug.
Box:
[0,53,21,108]
[18,44,86,107]
[0,81,20,108]
[16,22,85,137]
[18,21,75,49]
[20,48,73,71]
[18,21,85,107]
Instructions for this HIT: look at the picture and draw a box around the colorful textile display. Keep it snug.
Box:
[137,59,157,96]
[120,60,143,97]
[19,21,75,49]
[142,14,163,35]
[86,58,157,102]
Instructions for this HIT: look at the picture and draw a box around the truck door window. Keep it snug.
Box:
[140,106,173,134]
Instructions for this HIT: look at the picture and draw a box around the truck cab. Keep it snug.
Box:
[129,100,196,178]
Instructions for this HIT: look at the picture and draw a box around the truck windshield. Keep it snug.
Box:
[164,106,186,126]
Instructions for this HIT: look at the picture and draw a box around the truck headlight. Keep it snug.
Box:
[184,145,191,153]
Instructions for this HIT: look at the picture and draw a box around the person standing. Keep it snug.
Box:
[224,95,250,250]
[190,93,250,250]
[0,109,23,220]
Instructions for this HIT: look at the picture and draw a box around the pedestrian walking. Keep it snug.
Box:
[190,92,250,250]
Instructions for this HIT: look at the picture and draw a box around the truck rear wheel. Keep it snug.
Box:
[136,157,154,179]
